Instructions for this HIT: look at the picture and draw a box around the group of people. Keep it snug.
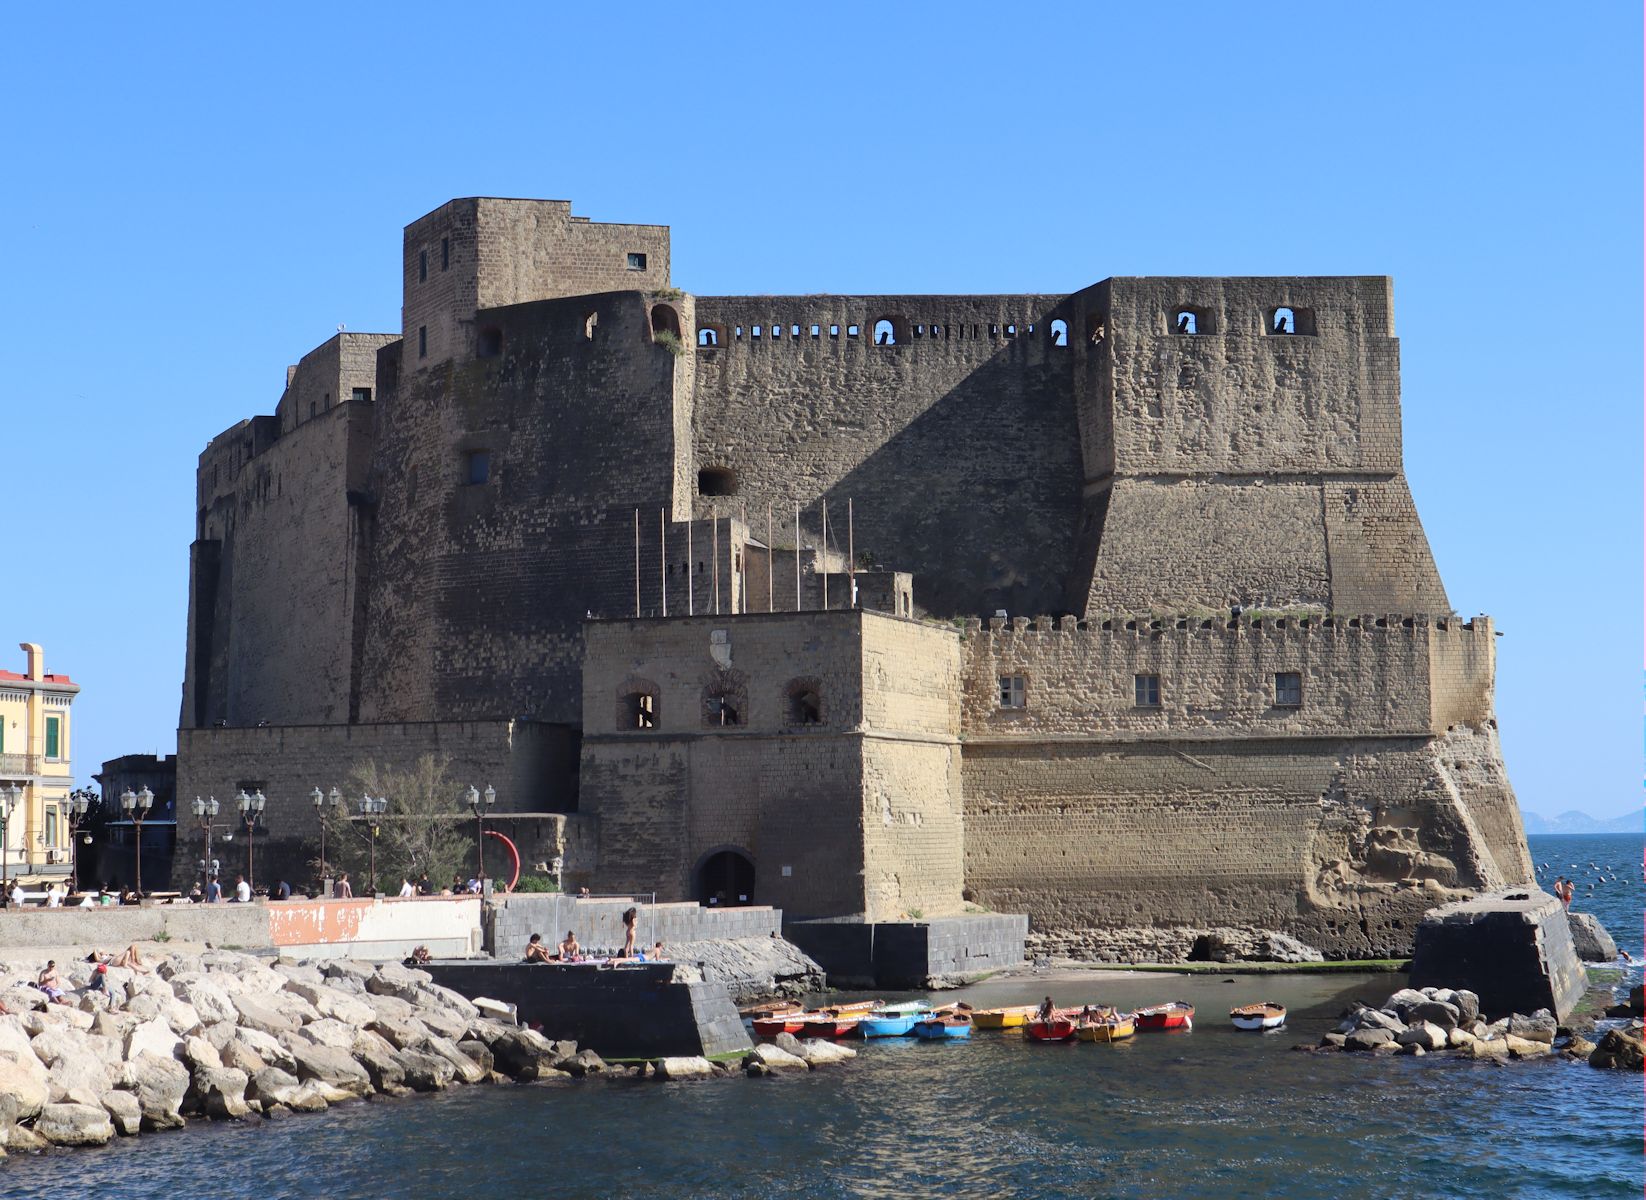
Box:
[31,944,149,1009]
[523,907,667,964]
[1551,877,1575,908]
[395,872,487,898]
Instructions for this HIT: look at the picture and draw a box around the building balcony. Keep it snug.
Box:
[0,754,70,780]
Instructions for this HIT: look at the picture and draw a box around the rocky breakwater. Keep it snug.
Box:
[1300,984,1646,1071]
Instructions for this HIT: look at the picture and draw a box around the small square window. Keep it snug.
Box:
[418,250,427,282]
[1274,672,1303,707]
[998,675,1026,709]
[351,387,371,403]
[1134,674,1161,708]
[627,252,647,271]
[465,450,491,486]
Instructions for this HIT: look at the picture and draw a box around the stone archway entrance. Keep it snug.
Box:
[696,848,755,907]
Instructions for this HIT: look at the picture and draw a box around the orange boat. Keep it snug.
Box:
[741,999,804,1020]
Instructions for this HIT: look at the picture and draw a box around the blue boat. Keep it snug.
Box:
[858,1012,921,1038]
[914,1014,973,1040]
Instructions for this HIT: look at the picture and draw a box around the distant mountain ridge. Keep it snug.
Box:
[1520,807,1643,835]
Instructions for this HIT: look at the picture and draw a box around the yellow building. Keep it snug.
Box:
[0,643,79,881]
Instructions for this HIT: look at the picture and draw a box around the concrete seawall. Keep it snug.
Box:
[485,895,781,959]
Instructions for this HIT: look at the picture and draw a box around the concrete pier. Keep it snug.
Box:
[1409,888,1586,1019]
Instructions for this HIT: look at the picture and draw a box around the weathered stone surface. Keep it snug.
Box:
[183,1034,223,1071]
[422,1034,486,1085]
[653,1056,715,1079]
[489,1028,558,1080]
[286,1043,371,1097]
[170,974,240,1025]
[1409,890,1586,1019]
[282,980,375,1028]
[0,1052,50,1120]
[1409,1001,1460,1030]
[247,1066,304,1108]
[1504,1035,1552,1059]
[101,1089,142,1136]
[128,1051,191,1129]
[1588,1029,1645,1071]
[750,1043,808,1071]
[298,1018,361,1051]
[125,1017,183,1064]
[1459,1038,1510,1061]
[1395,1022,1447,1051]
[472,997,514,1024]
[231,993,299,1036]
[561,1049,607,1077]
[193,1066,251,1118]
[1566,912,1619,963]
[1508,1010,1557,1045]
[368,1016,431,1052]
[37,1101,115,1146]
[220,1038,268,1074]
[796,1038,856,1065]
[233,1026,296,1070]
[1344,1028,1396,1052]
[398,1049,456,1091]
[455,1039,494,1076]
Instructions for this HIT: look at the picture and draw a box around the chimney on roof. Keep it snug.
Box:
[19,642,44,682]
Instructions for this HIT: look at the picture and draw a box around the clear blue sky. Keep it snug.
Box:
[2,5,1638,818]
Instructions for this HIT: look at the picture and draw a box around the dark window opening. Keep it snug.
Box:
[810,324,821,338]
[696,849,754,907]
[999,674,1026,709]
[786,679,823,726]
[620,689,657,730]
[791,324,801,338]
[441,237,450,271]
[627,252,647,271]
[418,326,427,358]
[752,324,762,339]
[477,327,503,358]
[352,387,371,403]
[465,449,491,486]
[705,690,743,727]
[650,304,682,341]
[308,401,316,419]
[873,317,906,345]
[418,250,427,282]
[1134,674,1161,708]
[1050,319,1069,347]
[847,324,860,338]
[1274,672,1303,707]
[698,466,738,496]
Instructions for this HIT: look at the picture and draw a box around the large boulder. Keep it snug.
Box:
[489,1027,559,1081]
[748,1043,808,1072]
[182,1035,223,1071]
[296,1019,361,1052]
[364,964,432,1003]
[246,1066,305,1109]
[286,1042,371,1098]
[231,993,299,1036]
[36,1101,115,1147]
[125,1016,183,1063]
[1567,912,1620,962]
[1344,1028,1396,1052]
[1508,1010,1558,1045]
[101,1089,142,1136]
[421,1034,486,1085]
[1589,1029,1646,1071]
[356,991,417,1024]
[127,1051,190,1129]
[455,1039,494,1077]
[368,1016,432,1052]
[1504,1035,1552,1059]
[350,1031,409,1095]
[192,1066,251,1119]
[219,1038,267,1075]
[1395,1022,1448,1052]
[397,1049,457,1092]
[796,1038,857,1066]
[1459,1037,1510,1061]
[232,1026,296,1071]
[169,974,239,1025]
[0,1052,49,1120]
[653,1056,715,1080]
[560,1049,607,1078]
[1381,989,1429,1019]
[281,980,375,1028]
[1409,1001,1461,1031]
[413,1005,472,1042]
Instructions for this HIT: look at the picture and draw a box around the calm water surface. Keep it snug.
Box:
[2,834,1639,1199]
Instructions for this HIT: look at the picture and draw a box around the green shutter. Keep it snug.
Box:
[44,717,59,759]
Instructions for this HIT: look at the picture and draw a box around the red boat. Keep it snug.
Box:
[1133,1002,1195,1031]
[751,1014,807,1037]
[796,1015,862,1038]
[1024,1016,1079,1042]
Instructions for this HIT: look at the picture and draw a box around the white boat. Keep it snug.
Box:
[1229,1002,1286,1031]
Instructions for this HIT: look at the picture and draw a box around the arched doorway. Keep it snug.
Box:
[696,848,755,907]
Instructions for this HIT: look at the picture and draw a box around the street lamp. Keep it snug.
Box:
[236,789,267,892]
[65,788,94,893]
[191,795,222,895]
[462,784,497,886]
[310,786,343,895]
[357,794,387,895]
[0,784,18,891]
[120,786,154,897]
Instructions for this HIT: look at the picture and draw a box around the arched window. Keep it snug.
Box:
[477,327,503,358]
[785,678,823,726]
[703,682,745,727]
[1271,307,1295,335]
[698,326,720,347]
[1050,319,1069,347]
[651,304,681,340]
[872,316,908,345]
[617,679,659,730]
[584,311,598,339]
[1173,309,1199,335]
[697,466,738,496]
[1266,306,1315,335]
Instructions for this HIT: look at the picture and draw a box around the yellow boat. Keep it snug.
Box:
[1077,1015,1136,1043]
[971,1005,1039,1030]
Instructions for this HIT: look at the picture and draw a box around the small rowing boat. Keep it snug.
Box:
[1229,1002,1286,1031]
[914,1013,973,1040]
[751,1013,807,1037]
[1024,1016,1078,1042]
[1077,1013,1136,1042]
[797,1014,862,1038]
[971,1004,1039,1030]
[740,999,803,1020]
[858,1011,922,1038]
[1133,1002,1194,1032]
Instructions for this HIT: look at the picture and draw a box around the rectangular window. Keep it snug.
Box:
[998,675,1026,709]
[465,449,491,485]
[441,236,450,270]
[1134,674,1161,708]
[351,387,371,403]
[1275,672,1303,707]
[627,252,647,270]
[45,807,57,846]
[44,715,61,759]
[418,326,427,358]
[418,250,428,282]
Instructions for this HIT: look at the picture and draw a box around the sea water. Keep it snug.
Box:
[2,833,1639,1199]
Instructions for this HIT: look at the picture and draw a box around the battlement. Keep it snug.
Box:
[966,612,1488,636]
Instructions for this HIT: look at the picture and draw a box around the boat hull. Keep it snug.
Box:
[1134,1004,1195,1031]
[1230,1010,1286,1031]
[1077,1019,1136,1042]
[751,1017,805,1037]
[914,1020,973,1040]
[858,1014,920,1038]
[973,1006,1036,1030]
[1025,1019,1078,1042]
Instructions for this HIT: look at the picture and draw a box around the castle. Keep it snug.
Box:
[175,196,1534,958]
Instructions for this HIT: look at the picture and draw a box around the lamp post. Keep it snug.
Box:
[236,789,267,892]
[65,788,94,893]
[462,784,496,886]
[120,786,154,896]
[310,786,343,895]
[191,795,221,895]
[0,784,17,891]
[357,794,387,895]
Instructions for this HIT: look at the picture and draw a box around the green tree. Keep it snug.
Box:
[319,755,473,893]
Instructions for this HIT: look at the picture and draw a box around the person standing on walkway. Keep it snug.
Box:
[335,872,353,899]
[234,874,251,903]
[621,906,638,958]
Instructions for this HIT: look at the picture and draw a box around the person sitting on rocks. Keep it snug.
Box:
[650,940,666,960]
[559,930,582,962]
[36,960,67,1004]
[113,944,150,973]
[525,933,554,963]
